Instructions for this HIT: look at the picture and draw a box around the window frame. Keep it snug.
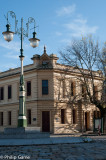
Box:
[61,109,65,124]
[94,86,98,100]
[71,81,76,96]
[27,81,31,96]
[8,85,12,99]
[0,87,4,100]
[8,111,11,125]
[42,80,48,95]
[73,109,77,124]
[0,112,3,126]
[81,84,86,98]
[27,109,31,125]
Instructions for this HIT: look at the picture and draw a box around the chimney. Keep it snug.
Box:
[31,54,40,67]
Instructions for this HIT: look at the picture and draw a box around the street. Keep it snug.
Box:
[0,139,106,160]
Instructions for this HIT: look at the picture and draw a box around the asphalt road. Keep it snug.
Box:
[0,139,106,160]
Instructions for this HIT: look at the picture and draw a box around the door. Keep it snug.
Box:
[42,111,50,132]
[85,112,90,131]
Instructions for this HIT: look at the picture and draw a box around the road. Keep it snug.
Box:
[0,138,106,160]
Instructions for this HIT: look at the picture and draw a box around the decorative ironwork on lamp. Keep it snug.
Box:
[2,11,40,127]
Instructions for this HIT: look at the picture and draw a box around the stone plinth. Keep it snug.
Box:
[4,127,40,134]
[0,127,50,139]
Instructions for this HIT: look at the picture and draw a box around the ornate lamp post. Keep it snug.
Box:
[104,53,106,106]
[2,11,40,127]
[102,43,106,133]
[102,45,106,108]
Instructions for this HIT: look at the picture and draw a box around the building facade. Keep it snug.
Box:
[0,47,102,133]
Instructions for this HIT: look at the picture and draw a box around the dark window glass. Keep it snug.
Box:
[82,85,86,98]
[27,81,31,96]
[8,111,11,125]
[42,80,48,95]
[0,87,4,100]
[94,86,98,100]
[73,109,77,124]
[0,112,3,126]
[8,85,12,99]
[27,109,31,125]
[82,85,85,97]
[71,82,75,96]
[61,109,65,124]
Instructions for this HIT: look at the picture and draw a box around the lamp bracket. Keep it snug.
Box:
[4,11,18,33]
[26,17,36,37]
[4,11,38,40]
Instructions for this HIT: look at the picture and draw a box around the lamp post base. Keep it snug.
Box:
[18,116,27,127]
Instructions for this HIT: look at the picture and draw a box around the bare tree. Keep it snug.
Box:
[59,36,106,117]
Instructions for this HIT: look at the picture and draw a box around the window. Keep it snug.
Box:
[42,61,49,67]
[0,87,4,100]
[27,109,31,125]
[42,80,48,95]
[71,82,76,96]
[8,85,12,99]
[60,80,65,98]
[61,109,65,124]
[8,111,11,125]
[81,84,86,98]
[27,81,31,96]
[0,112,3,126]
[73,109,77,124]
[61,80,65,98]
[94,86,98,100]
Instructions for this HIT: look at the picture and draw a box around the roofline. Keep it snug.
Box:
[0,62,102,80]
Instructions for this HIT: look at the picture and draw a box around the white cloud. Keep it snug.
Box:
[4,52,19,59]
[74,18,87,24]
[56,4,76,16]
[0,40,20,52]
[64,17,98,37]
[0,40,30,53]
[60,39,72,45]
[55,5,98,41]
[55,31,62,36]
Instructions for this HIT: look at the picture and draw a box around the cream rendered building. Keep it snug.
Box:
[0,47,101,133]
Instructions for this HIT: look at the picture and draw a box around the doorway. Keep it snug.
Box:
[42,111,50,132]
[85,112,90,131]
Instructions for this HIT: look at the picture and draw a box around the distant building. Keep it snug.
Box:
[0,46,101,133]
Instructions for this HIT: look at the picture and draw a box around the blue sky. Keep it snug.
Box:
[0,0,106,71]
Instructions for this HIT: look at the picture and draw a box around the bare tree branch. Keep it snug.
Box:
[59,36,105,116]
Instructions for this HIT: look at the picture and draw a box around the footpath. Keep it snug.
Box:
[0,137,92,146]
[0,133,106,146]
[0,134,106,159]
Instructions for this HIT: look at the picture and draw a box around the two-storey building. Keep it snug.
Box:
[0,46,101,133]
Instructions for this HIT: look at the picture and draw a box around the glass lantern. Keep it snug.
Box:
[2,24,14,42]
[29,32,40,48]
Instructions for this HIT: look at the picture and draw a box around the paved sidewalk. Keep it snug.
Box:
[0,133,106,146]
[0,137,92,146]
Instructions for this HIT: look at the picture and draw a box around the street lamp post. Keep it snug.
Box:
[102,43,106,133]
[104,53,106,106]
[102,44,106,108]
[2,11,40,127]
